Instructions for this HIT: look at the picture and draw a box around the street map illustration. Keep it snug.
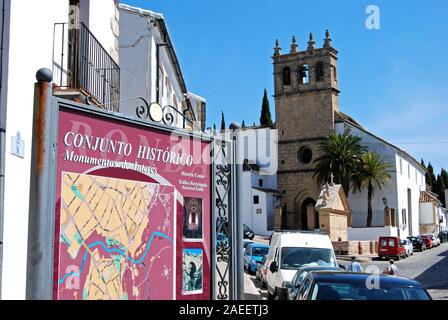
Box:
[56,172,175,300]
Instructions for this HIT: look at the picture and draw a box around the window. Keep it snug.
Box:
[259,179,263,187]
[402,209,407,226]
[315,61,324,81]
[253,195,260,204]
[298,147,313,164]
[300,64,309,84]
[408,164,410,179]
[282,66,291,85]
[399,159,403,175]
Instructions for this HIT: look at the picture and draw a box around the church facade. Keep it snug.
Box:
[273,31,427,240]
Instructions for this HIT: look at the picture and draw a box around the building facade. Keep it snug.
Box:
[118,4,205,131]
[273,32,426,240]
[273,32,339,230]
[0,0,119,299]
[217,126,279,236]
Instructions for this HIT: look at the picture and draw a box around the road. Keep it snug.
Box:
[244,242,448,300]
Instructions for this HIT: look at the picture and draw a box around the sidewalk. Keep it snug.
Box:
[336,254,377,263]
[244,272,263,300]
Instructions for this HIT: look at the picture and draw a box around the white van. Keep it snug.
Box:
[265,231,337,300]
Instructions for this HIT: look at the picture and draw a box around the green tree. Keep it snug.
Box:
[436,174,446,207]
[213,123,216,131]
[259,89,273,127]
[242,120,246,128]
[314,133,366,193]
[220,111,226,131]
[426,162,437,191]
[353,152,392,227]
[441,168,448,189]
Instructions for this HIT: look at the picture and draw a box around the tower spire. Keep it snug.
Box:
[274,39,281,56]
[324,29,332,48]
[290,36,298,53]
[307,32,315,51]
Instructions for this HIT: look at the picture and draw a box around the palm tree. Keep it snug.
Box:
[314,134,366,193]
[353,152,392,227]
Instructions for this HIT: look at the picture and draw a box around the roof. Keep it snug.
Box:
[312,271,424,287]
[420,190,441,204]
[119,4,199,123]
[252,186,282,194]
[335,110,427,173]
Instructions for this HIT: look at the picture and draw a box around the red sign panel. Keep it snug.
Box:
[54,106,211,300]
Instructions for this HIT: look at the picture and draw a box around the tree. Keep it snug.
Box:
[213,123,216,131]
[314,133,366,193]
[353,152,392,227]
[242,120,246,128]
[220,111,226,131]
[259,89,273,127]
[436,174,446,207]
[426,162,437,191]
[441,168,448,189]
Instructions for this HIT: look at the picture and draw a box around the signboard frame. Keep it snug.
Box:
[48,97,215,300]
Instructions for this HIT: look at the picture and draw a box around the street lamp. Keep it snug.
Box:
[382,196,388,209]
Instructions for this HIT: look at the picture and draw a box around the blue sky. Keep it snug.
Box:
[123,0,448,172]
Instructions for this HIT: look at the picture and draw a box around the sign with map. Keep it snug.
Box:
[54,106,211,300]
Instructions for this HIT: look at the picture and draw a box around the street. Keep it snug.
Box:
[244,242,448,300]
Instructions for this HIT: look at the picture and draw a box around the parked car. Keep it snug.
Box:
[287,266,343,300]
[421,234,434,249]
[243,224,255,240]
[244,243,269,274]
[243,239,254,250]
[265,231,337,300]
[400,239,414,257]
[295,271,432,300]
[255,255,268,288]
[408,236,426,252]
[439,231,448,243]
[216,233,229,250]
[429,234,440,247]
[378,237,407,260]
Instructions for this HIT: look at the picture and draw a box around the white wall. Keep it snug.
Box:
[335,122,425,239]
[419,202,434,225]
[228,127,278,236]
[348,226,398,241]
[118,6,186,128]
[1,0,118,299]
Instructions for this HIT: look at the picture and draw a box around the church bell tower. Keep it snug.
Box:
[273,30,340,230]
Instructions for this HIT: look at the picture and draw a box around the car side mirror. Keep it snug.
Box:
[269,261,278,273]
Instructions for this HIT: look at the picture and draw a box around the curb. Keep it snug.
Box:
[336,255,375,263]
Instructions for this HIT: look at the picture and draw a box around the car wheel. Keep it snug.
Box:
[396,255,400,261]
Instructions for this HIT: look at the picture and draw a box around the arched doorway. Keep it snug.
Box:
[300,198,318,231]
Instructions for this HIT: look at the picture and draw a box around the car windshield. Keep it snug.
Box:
[281,247,335,269]
[311,281,431,300]
[252,247,269,257]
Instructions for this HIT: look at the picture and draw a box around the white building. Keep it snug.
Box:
[118,4,206,131]
[419,190,446,234]
[217,126,279,236]
[0,0,119,299]
[334,113,427,241]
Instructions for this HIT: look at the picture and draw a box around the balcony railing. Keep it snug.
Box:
[53,22,120,111]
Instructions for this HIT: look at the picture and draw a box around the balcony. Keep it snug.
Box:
[52,22,120,111]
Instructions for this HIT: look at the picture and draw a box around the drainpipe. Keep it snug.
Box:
[0,0,8,299]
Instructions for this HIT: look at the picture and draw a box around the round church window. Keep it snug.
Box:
[298,147,313,164]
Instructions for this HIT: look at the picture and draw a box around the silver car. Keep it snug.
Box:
[400,239,413,257]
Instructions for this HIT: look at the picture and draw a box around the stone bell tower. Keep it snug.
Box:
[273,30,340,230]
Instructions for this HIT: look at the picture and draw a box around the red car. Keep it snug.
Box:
[421,235,433,249]
[378,236,407,260]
